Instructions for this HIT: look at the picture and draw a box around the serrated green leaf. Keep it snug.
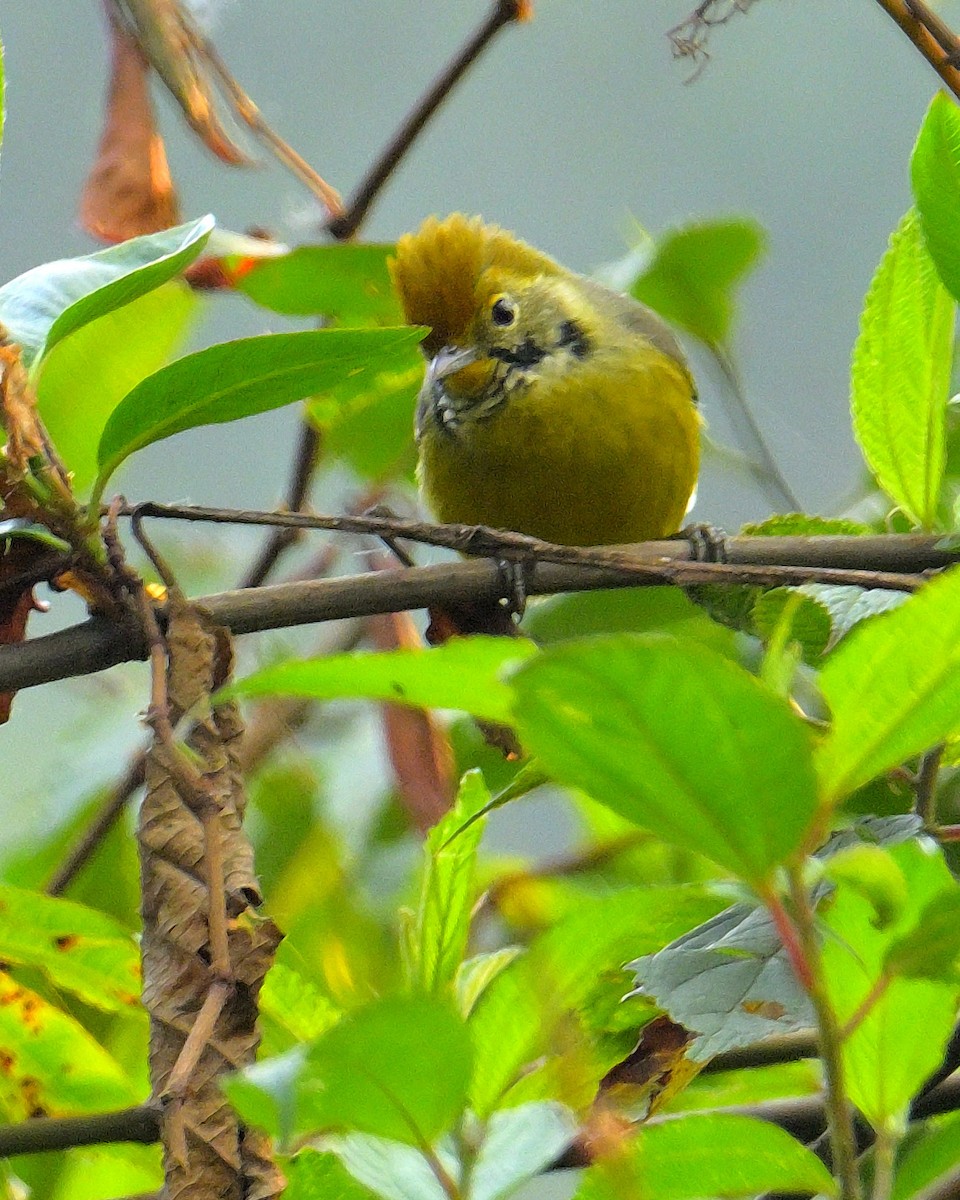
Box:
[511,635,818,884]
[741,514,873,536]
[37,281,198,492]
[93,326,424,498]
[629,219,766,345]
[411,771,489,995]
[822,840,960,1129]
[851,207,952,528]
[0,884,140,1012]
[573,1114,836,1200]
[233,243,403,324]
[751,587,832,665]
[824,844,908,930]
[226,637,537,725]
[0,216,213,369]
[301,996,471,1143]
[816,565,960,800]
[0,971,137,1118]
[911,92,960,301]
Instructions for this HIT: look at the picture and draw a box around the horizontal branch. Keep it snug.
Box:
[3,528,957,696]
[0,1103,158,1157]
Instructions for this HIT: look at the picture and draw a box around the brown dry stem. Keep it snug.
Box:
[139,592,282,1200]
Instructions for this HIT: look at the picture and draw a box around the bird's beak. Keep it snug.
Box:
[425,344,479,387]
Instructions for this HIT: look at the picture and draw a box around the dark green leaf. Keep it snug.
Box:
[889,1110,960,1200]
[0,216,213,368]
[816,565,960,801]
[911,92,960,301]
[751,587,832,664]
[629,219,766,345]
[226,637,536,725]
[0,519,69,551]
[850,207,952,529]
[512,634,818,884]
[94,326,424,496]
[233,244,403,324]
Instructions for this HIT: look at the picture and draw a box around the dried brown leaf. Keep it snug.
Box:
[82,8,181,242]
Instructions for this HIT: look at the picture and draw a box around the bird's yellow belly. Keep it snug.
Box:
[418,357,699,546]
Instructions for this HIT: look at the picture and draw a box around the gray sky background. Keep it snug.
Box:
[0,1,953,825]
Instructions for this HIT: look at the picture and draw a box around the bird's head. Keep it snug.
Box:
[390,214,594,428]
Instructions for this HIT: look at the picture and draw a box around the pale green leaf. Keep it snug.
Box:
[0,216,213,368]
[911,92,960,301]
[850,207,952,528]
[226,637,537,726]
[816,565,960,800]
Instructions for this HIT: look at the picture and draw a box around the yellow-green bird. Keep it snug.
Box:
[389,214,700,547]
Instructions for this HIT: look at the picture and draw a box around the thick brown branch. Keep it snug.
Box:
[2,532,956,696]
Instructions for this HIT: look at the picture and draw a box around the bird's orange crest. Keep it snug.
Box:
[389,213,561,355]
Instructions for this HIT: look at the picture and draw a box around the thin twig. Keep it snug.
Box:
[44,753,146,895]
[874,0,960,101]
[327,0,529,240]
[786,868,861,1200]
[916,744,944,827]
[238,421,322,589]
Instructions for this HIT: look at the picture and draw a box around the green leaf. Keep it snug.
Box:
[573,1114,836,1200]
[410,771,489,995]
[0,215,213,369]
[751,587,832,665]
[822,840,960,1130]
[469,885,722,1115]
[258,962,341,1058]
[511,635,818,884]
[278,1149,380,1200]
[93,326,424,497]
[226,637,537,726]
[629,219,766,345]
[0,519,70,552]
[469,1103,577,1200]
[0,884,140,1012]
[0,971,137,1118]
[233,244,403,324]
[816,565,960,801]
[911,92,960,301]
[884,887,960,980]
[850,207,952,528]
[36,281,198,492]
[890,1111,960,1200]
[300,996,472,1143]
[630,817,922,1060]
[454,948,523,1018]
[740,514,872,536]
[310,355,421,482]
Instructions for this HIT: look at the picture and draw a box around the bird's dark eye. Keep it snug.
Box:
[490,296,517,327]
